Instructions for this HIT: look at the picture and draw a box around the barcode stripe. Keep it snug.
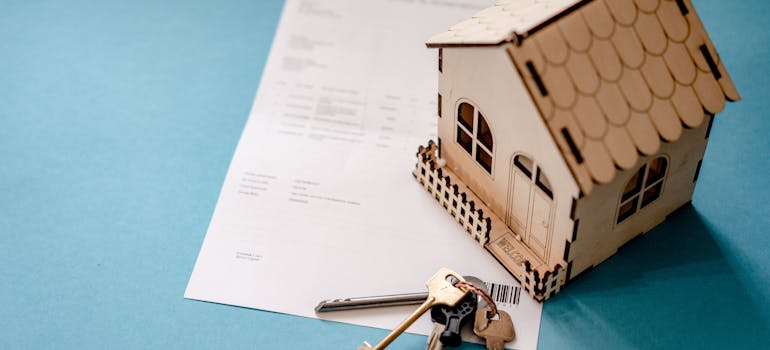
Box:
[483,282,520,305]
[515,286,520,304]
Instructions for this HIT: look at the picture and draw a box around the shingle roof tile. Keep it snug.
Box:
[596,81,631,125]
[536,25,570,64]
[588,39,623,81]
[618,68,653,112]
[574,95,607,139]
[693,70,726,115]
[582,0,616,39]
[565,51,600,95]
[663,42,696,84]
[649,97,682,141]
[605,0,638,26]
[634,0,659,13]
[558,11,593,52]
[612,25,646,68]
[627,110,660,156]
[542,65,577,108]
[657,1,688,42]
[583,139,616,184]
[604,125,639,170]
[671,83,704,127]
[640,54,675,98]
[634,11,668,55]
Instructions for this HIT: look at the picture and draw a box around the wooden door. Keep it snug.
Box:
[528,191,551,255]
[507,155,554,261]
[509,171,532,240]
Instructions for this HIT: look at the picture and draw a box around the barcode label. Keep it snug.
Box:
[484,282,521,305]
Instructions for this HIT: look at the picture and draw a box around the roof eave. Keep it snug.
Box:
[425,41,506,49]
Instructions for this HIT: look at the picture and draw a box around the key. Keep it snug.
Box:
[425,323,445,350]
[316,275,485,313]
[315,292,428,313]
[358,268,469,350]
[430,289,477,347]
[473,306,515,350]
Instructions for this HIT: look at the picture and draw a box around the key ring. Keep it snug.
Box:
[455,281,498,319]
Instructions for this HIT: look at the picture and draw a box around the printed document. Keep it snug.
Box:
[185,1,542,349]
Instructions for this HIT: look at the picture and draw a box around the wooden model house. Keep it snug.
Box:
[413,0,738,301]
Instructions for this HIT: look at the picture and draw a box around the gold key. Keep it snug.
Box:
[358,268,469,350]
[473,305,515,350]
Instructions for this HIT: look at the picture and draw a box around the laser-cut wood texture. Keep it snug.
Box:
[503,0,737,194]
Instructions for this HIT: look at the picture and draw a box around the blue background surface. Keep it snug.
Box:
[1,0,767,349]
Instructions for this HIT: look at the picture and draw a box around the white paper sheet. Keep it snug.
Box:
[185,1,542,349]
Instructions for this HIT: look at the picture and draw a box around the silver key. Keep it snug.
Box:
[315,276,486,313]
[473,306,515,350]
[315,292,427,312]
[426,323,445,350]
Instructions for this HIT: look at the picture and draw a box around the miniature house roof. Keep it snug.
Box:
[428,0,739,195]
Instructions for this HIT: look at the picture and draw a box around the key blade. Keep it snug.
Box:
[315,292,429,312]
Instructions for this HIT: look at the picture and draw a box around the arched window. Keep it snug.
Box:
[456,101,494,174]
[617,156,668,223]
